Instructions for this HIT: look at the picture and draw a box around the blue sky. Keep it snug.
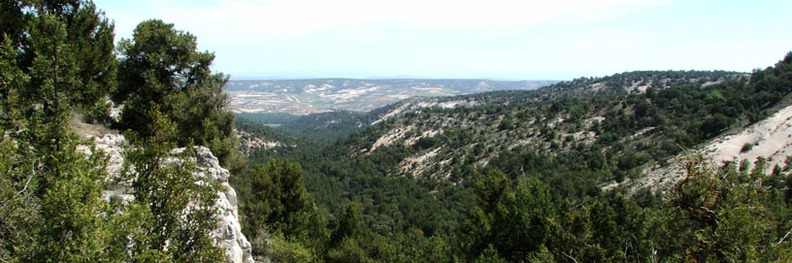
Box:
[93,0,792,80]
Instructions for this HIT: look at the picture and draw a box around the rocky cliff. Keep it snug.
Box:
[192,146,255,263]
[81,131,255,263]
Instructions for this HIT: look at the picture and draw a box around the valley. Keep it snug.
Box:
[232,61,792,261]
[6,1,792,262]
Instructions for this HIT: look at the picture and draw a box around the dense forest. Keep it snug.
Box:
[2,1,792,263]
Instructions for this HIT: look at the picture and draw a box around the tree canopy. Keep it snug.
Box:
[114,19,242,171]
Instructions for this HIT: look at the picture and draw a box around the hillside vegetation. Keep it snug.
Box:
[235,55,792,262]
[3,1,792,262]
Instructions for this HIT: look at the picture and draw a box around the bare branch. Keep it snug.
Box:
[18,173,34,195]
[779,226,792,245]
[562,251,579,263]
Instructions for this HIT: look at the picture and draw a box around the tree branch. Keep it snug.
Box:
[778,226,792,245]
[562,251,579,263]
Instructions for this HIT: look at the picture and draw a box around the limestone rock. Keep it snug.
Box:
[80,130,254,263]
[192,146,255,263]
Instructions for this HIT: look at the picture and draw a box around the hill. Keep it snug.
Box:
[237,70,739,144]
[235,59,792,261]
[10,0,792,262]
[295,69,758,191]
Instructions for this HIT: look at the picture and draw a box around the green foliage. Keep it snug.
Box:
[325,202,402,263]
[461,170,556,262]
[279,110,370,143]
[236,112,301,126]
[35,135,110,262]
[233,52,792,262]
[473,245,507,263]
[1,7,120,260]
[658,154,790,262]
[528,246,555,263]
[1,3,106,261]
[0,83,39,262]
[742,142,754,153]
[16,4,774,259]
[4,7,118,261]
[64,1,117,123]
[0,2,254,262]
[0,1,27,45]
[0,143,37,261]
[550,193,655,263]
[325,236,369,263]
[121,108,226,262]
[241,159,328,254]
[115,19,242,171]
[0,36,28,132]
[27,13,78,123]
[268,234,317,263]
[4,0,117,123]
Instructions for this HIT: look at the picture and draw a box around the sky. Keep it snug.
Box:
[93,0,792,80]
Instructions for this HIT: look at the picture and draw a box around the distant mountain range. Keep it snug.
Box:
[224,79,558,114]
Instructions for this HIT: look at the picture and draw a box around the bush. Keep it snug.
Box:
[741,142,754,153]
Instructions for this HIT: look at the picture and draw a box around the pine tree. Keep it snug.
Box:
[0,37,39,261]
[325,202,398,263]
[114,19,241,171]
[121,107,226,262]
[662,154,789,262]
[62,1,117,122]
[23,11,114,262]
[461,171,556,262]
[1,5,121,260]
[242,158,329,259]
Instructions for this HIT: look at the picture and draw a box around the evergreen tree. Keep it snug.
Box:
[0,5,117,260]
[244,159,327,253]
[461,170,556,262]
[4,1,117,122]
[115,19,241,170]
[0,36,37,262]
[0,37,40,261]
[0,36,28,133]
[0,1,27,45]
[121,108,226,262]
[62,1,117,122]
[1,2,234,262]
[34,132,111,262]
[241,159,329,259]
[325,202,399,263]
[660,154,791,262]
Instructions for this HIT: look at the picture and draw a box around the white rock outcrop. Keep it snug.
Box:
[193,146,255,263]
[82,132,255,263]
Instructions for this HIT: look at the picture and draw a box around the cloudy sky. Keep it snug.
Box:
[93,0,792,80]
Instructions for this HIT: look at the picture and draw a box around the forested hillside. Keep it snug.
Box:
[239,70,740,145]
[235,55,792,262]
[3,1,792,263]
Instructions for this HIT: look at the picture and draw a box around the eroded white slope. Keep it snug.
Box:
[703,105,792,170]
[635,103,792,192]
